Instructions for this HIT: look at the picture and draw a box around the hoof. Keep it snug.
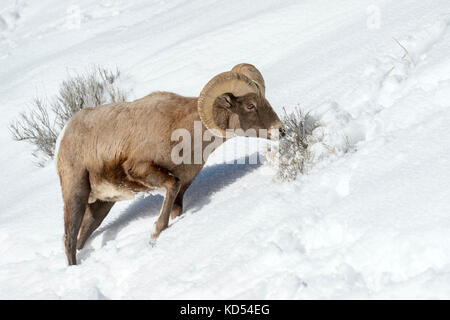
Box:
[150,222,161,239]
[170,206,182,220]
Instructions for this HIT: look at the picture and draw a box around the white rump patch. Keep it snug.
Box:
[54,121,69,169]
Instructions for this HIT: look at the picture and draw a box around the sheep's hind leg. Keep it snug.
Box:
[77,200,115,250]
[62,169,90,266]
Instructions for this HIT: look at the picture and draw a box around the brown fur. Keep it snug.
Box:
[57,90,281,265]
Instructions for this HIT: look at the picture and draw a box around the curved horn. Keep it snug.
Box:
[198,71,259,137]
[231,63,265,96]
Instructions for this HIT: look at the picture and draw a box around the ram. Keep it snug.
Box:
[56,63,284,265]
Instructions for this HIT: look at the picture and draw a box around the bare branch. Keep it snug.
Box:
[9,66,128,166]
[393,37,409,60]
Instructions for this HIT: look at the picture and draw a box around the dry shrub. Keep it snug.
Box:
[10,66,127,166]
[275,106,319,181]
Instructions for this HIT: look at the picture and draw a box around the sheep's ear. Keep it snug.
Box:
[214,93,235,110]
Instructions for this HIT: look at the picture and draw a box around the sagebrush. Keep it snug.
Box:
[274,107,319,181]
[10,66,128,166]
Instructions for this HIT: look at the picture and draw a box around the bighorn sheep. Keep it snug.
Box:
[56,63,283,265]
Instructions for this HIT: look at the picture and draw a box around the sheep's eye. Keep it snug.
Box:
[246,104,256,110]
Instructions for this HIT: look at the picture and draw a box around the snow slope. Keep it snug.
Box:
[1,0,450,299]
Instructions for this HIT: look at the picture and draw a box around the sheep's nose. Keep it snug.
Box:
[279,127,286,138]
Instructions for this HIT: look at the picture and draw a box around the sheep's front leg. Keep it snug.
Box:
[170,183,191,220]
[151,174,181,238]
[124,161,181,239]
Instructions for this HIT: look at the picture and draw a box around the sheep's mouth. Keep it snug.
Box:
[266,127,285,140]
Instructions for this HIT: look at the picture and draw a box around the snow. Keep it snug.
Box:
[1,0,450,299]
